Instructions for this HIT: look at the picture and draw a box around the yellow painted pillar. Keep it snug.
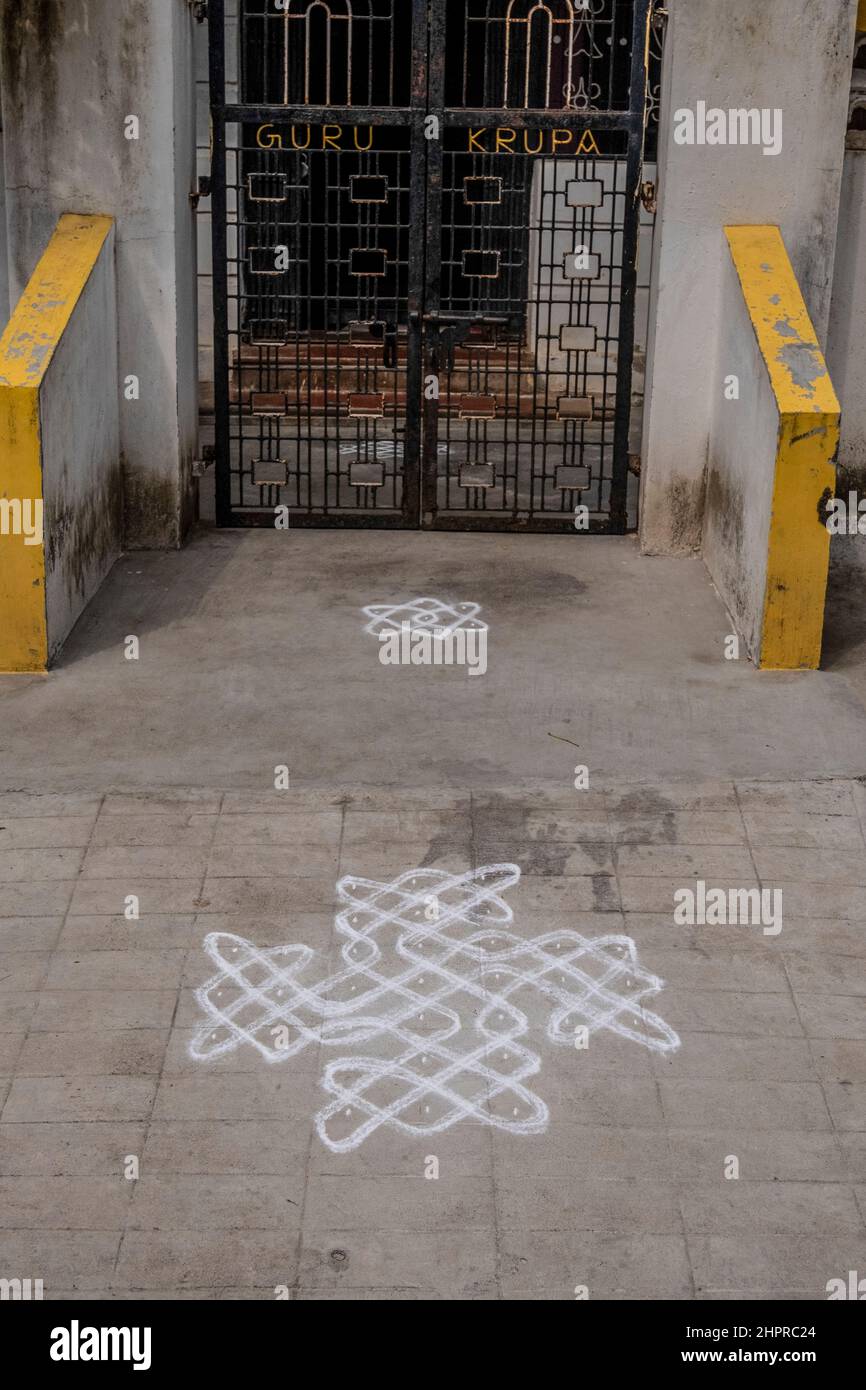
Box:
[0,214,114,672]
[725,226,840,670]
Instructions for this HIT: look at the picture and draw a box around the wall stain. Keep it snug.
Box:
[44,464,123,663]
[1,0,61,124]
[662,472,706,554]
[122,465,181,550]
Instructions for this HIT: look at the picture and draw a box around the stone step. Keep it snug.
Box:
[230,385,613,421]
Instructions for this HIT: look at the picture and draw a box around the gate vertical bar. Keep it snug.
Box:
[608,0,652,534]
[404,0,430,527]
[422,0,446,523]
[209,0,232,526]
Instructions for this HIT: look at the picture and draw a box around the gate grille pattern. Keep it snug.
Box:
[225,134,415,516]
[210,1,654,531]
[431,140,631,522]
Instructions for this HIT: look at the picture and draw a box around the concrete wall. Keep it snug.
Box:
[703,252,779,659]
[41,227,121,660]
[640,0,857,555]
[827,135,866,494]
[0,214,120,672]
[0,0,198,547]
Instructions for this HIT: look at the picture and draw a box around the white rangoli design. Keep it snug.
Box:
[190,863,679,1152]
[361,597,487,641]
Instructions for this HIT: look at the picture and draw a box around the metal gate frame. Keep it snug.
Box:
[208,0,653,534]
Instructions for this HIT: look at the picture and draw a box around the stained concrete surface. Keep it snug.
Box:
[0,530,865,1300]
[0,780,865,1300]
[0,529,865,790]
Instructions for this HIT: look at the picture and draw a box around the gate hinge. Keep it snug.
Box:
[193,445,216,478]
[190,176,212,209]
[651,5,669,34]
[640,180,657,214]
[189,1,208,22]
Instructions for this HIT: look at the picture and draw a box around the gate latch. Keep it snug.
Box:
[424,312,514,372]
[640,180,657,214]
[192,445,216,478]
[382,323,398,370]
[435,325,465,373]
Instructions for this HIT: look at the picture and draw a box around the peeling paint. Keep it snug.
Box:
[790,424,828,447]
[776,341,828,395]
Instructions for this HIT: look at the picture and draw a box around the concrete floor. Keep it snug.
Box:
[0,529,864,1300]
[0,529,865,790]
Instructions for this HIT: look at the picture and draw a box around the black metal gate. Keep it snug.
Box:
[209,0,655,532]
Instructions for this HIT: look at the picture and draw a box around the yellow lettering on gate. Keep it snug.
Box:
[353,126,374,151]
[256,124,283,150]
[467,128,487,152]
[551,129,572,153]
[322,124,342,150]
[494,128,516,153]
[576,130,601,155]
[290,125,311,150]
[523,129,544,154]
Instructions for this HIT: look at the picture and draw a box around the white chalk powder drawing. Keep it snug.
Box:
[361,596,487,641]
[190,863,680,1152]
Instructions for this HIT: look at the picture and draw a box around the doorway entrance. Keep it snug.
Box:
[209,0,655,532]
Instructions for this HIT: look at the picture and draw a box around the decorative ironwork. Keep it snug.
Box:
[209,0,653,532]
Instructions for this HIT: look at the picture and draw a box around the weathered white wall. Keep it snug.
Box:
[0,0,198,547]
[703,251,779,660]
[195,0,238,402]
[0,121,8,331]
[41,228,121,660]
[827,135,866,493]
[640,0,857,554]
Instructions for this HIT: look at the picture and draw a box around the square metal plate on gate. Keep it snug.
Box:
[349,248,388,277]
[557,396,594,421]
[349,462,386,488]
[248,246,288,275]
[252,458,290,487]
[461,250,501,279]
[348,392,385,419]
[463,176,503,205]
[555,465,591,491]
[459,464,495,489]
[566,180,604,208]
[247,173,289,203]
[559,325,597,353]
[458,394,497,420]
[349,175,389,204]
[250,391,289,416]
[248,319,290,346]
[348,320,386,349]
[460,323,497,352]
[562,252,601,280]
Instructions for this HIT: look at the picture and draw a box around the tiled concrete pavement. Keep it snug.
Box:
[1,777,864,1299]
